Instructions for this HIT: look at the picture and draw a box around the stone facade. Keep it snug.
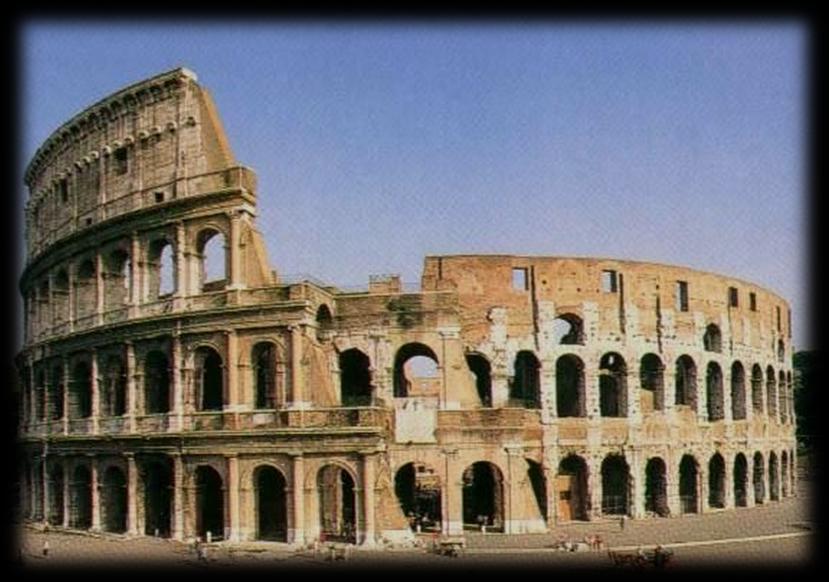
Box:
[17,69,797,545]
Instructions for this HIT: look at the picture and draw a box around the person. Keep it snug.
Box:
[619,515,627,531]
[42,540,49,558]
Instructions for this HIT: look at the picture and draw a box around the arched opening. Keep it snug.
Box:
[35,369,46,421]
[103,248,130,311]
[70,361,92,419]
[315,304,333,342]
[510,351,541,408]
[47,465,64,525]
[731,362,746,420]
[781,451,789,497]
[753,452,766,504]
[552,313,584,345]
[462,462,504,531]
[465,353,492,408]
[254,466,287,541]
[339,349,372,406]
[769,452,780,501]
[703,323,722,353]
[195,347,224,411]
[786,372,793,424]
[556,354,585,417]
[751,365,764,414]
[706,362,724,421]
[144,351,170,414]
[196,229,227,292]
[640,354,665,413]
[601,455,630,516]
[778,371,787,424]
[394,462,442,532]
[679,455,699,514]
[103,355,127,417]
[32,462,44,520]
[317,465,356,543]
[645,457,669,517]
[252,342,278,409]
[526,459,548,522]
[74,259,96,321]
[195,465,225,541]
[143,459,172,537]
[599,353,627,417]
[766,366,777,421]
[53,269,70,325]
[101,466,127,533]
[708,453,726,509]
[734,453,749,507]
[777,339,785,363]
[50,364,64,420]
[557,455,589,521]
[70,465,92,529]
[675,355,697,409]
[394,343,440,398]
[148,239,175,299]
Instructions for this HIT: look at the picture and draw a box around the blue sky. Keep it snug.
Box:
[19,22,808,348]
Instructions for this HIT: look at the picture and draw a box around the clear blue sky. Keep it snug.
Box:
[18,21,809,349]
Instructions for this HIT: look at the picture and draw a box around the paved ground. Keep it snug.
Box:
[14,479,816,570]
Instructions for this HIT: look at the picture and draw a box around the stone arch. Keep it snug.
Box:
[195,465,225,540]
[316,304,334,342]
[339,348,372,406]
[47,463,65,525]
[675,355,697,409]
[462,461,505,531]
[100,465,128,533]
[53,268,70,325]
[69,359,92,419]
[317,464,357,543]
[601,454,630,516]
[142,457,173,537]
[194,345,224,411]
[708,453,726,509]
[102,353,127,417]
[753,452,766,504]
[778,370,787,424]
[599,352,627,417]
[252,341,280,409]
[733,453,749,507]
[466,352,492,408]
[70,464,92,529]
[147,237,175,299]
[253,464,288,541]
[781,450,789,497]
[731,361,746,420]
[640,353,665,413]
[552,313,584,345]
[394,342,440,398]
[74,258,96,321]
[645,457,669,517]
[144,350,171,414]
[526,458,548,523]
[678,454,699,514]
[556,354,586,417]
[703,323,722,353]
[103,246,131,311]
[394,461,442,532]
[510,351,541,409]
[706,362,724,421]
[557,454,589,521]
[769,452,780,501]
[766,366,777,420]
[751,364,764,414]
[195,226,227,292]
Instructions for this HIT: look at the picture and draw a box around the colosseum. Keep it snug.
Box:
[17,68,797,547]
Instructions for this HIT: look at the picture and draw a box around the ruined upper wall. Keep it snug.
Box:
[422,255,792,355]
[23,68,239,262]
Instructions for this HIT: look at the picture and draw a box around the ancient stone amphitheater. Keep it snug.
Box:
[17,68,797,545]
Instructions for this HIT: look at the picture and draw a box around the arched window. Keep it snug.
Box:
[74,259,96,321]
[53,270,70,325]
[103,248,130,311]
[599,353,627,417]
[252,342,278,409]
[103,355,127,417]
[394,343,440,398]
[640,354,664,412]
[195,347,224,411]
[601,455,630,516]
[340,349,372,406]
[148,239,175,299]
[510,351,541,409]
[777,339,785,363]
[751,364,764,414]
[70,361,92,419]
[731,361,746,420]
[466,353,492,408]
[703,324,722,353]
[49,364,64,420]
[196,229,227,292]
[766,366,777,420]
[706,362,724,421]
[144,351,170,414]
[556,354,585,417]
[315,304,333,342]
[552,313,584,345]
[675,355,697,408]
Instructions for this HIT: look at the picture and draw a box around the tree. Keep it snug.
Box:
[793,351,819,451]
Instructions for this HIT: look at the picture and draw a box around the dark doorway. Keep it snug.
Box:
[394,462,442,532]
[556,355,585,417]
[734,453,748,507]
[144,351,170,414]
[196,466,224,540]
[70,465,92,529]
[510,351,541,409]
[645,457,669,517]
[254,466,287,541]
[101,466,127,533]
[339,349,372,406]
[462,462,504,531]
[753,452,766,504]
[197,348,224,411]
[143,459,172,537]
[47,465,64,525]
[601,455,629,515]
[679,455,699,514]
[708,454,726,509]
[318,465,357,543]
[599,353,627,417]
[557,455,588,521]
[466,353,492,407]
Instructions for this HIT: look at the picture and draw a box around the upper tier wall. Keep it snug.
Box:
[24,68,236,262]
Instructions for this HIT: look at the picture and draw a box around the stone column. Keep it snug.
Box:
[723,453,734,509]
[41,452,49,524]
[723,367,733,423]
[227,210,244,290]
[91,348,100,434]
[585,365,600,420]
[171,453,185,540]
[125,342,137,433]
[441,448,461,535]
[541,358,556,423]
[95,252,104,325]
[666,455,681,516]
[543,463,556,529]
[174,222,186,300]
[172,335,183,430]
[630,450,645,518]
[491,367,510,409]
[225,330,239,413]
[588,455,603,519]
[505,446,523,533]
[129,232,141,315]
[90,457,101,531]
[626,370,641,424]
[289,326,305,408]
[290,453,305,545]
[126,453,138,535]
[62,459,70,527]
[226,454,240,542]
[62,357,70,435]
[361,453,377,546]
[67,263,75,332]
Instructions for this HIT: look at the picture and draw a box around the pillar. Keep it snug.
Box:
[226,454,240,542]
[226,330,239,411]
[125,342,137,433]
[67,263,75,331]
[172,335,183,430]
[62,458,70,527]
[361,453,377,546]
[62,356,70,435]
[627,370,641,424]
[41,452,49,524]
[630,451,645,518]
[723,453,734,509]
[505,446,522,533]
[90,348,100,434]
[541,358,556,423]
[95,251,104,325]
[174,222,186,299]
[588,455,603,519]
[126,453,138,535]
[90,457,101,531]
[171,453,184,540]
[290,454,305,545]
[491,366,510,409]
[290,326,305,408]
[227,210,244,290]
[129,232,141,315]
[442,448,461,535]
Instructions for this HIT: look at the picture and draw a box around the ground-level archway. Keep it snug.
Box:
[462,462,504,531]
[254,465,287,541]
[734,453,749,507]
[645,457,669,517]
[557,455,588,522]
[70,465,92,529]
[601,455,630,516]
[101,466,128,533]
[317,465,357,543]
[143,459,173,537]
[753,452,766,504]
[769,452,780,501]
[47,465,64,526]
[708,453,726,509]
[195,465,225,541]
[394,462,442,532]
[679,455,699,514]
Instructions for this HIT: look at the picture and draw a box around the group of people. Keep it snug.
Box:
[552,533,604,552]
